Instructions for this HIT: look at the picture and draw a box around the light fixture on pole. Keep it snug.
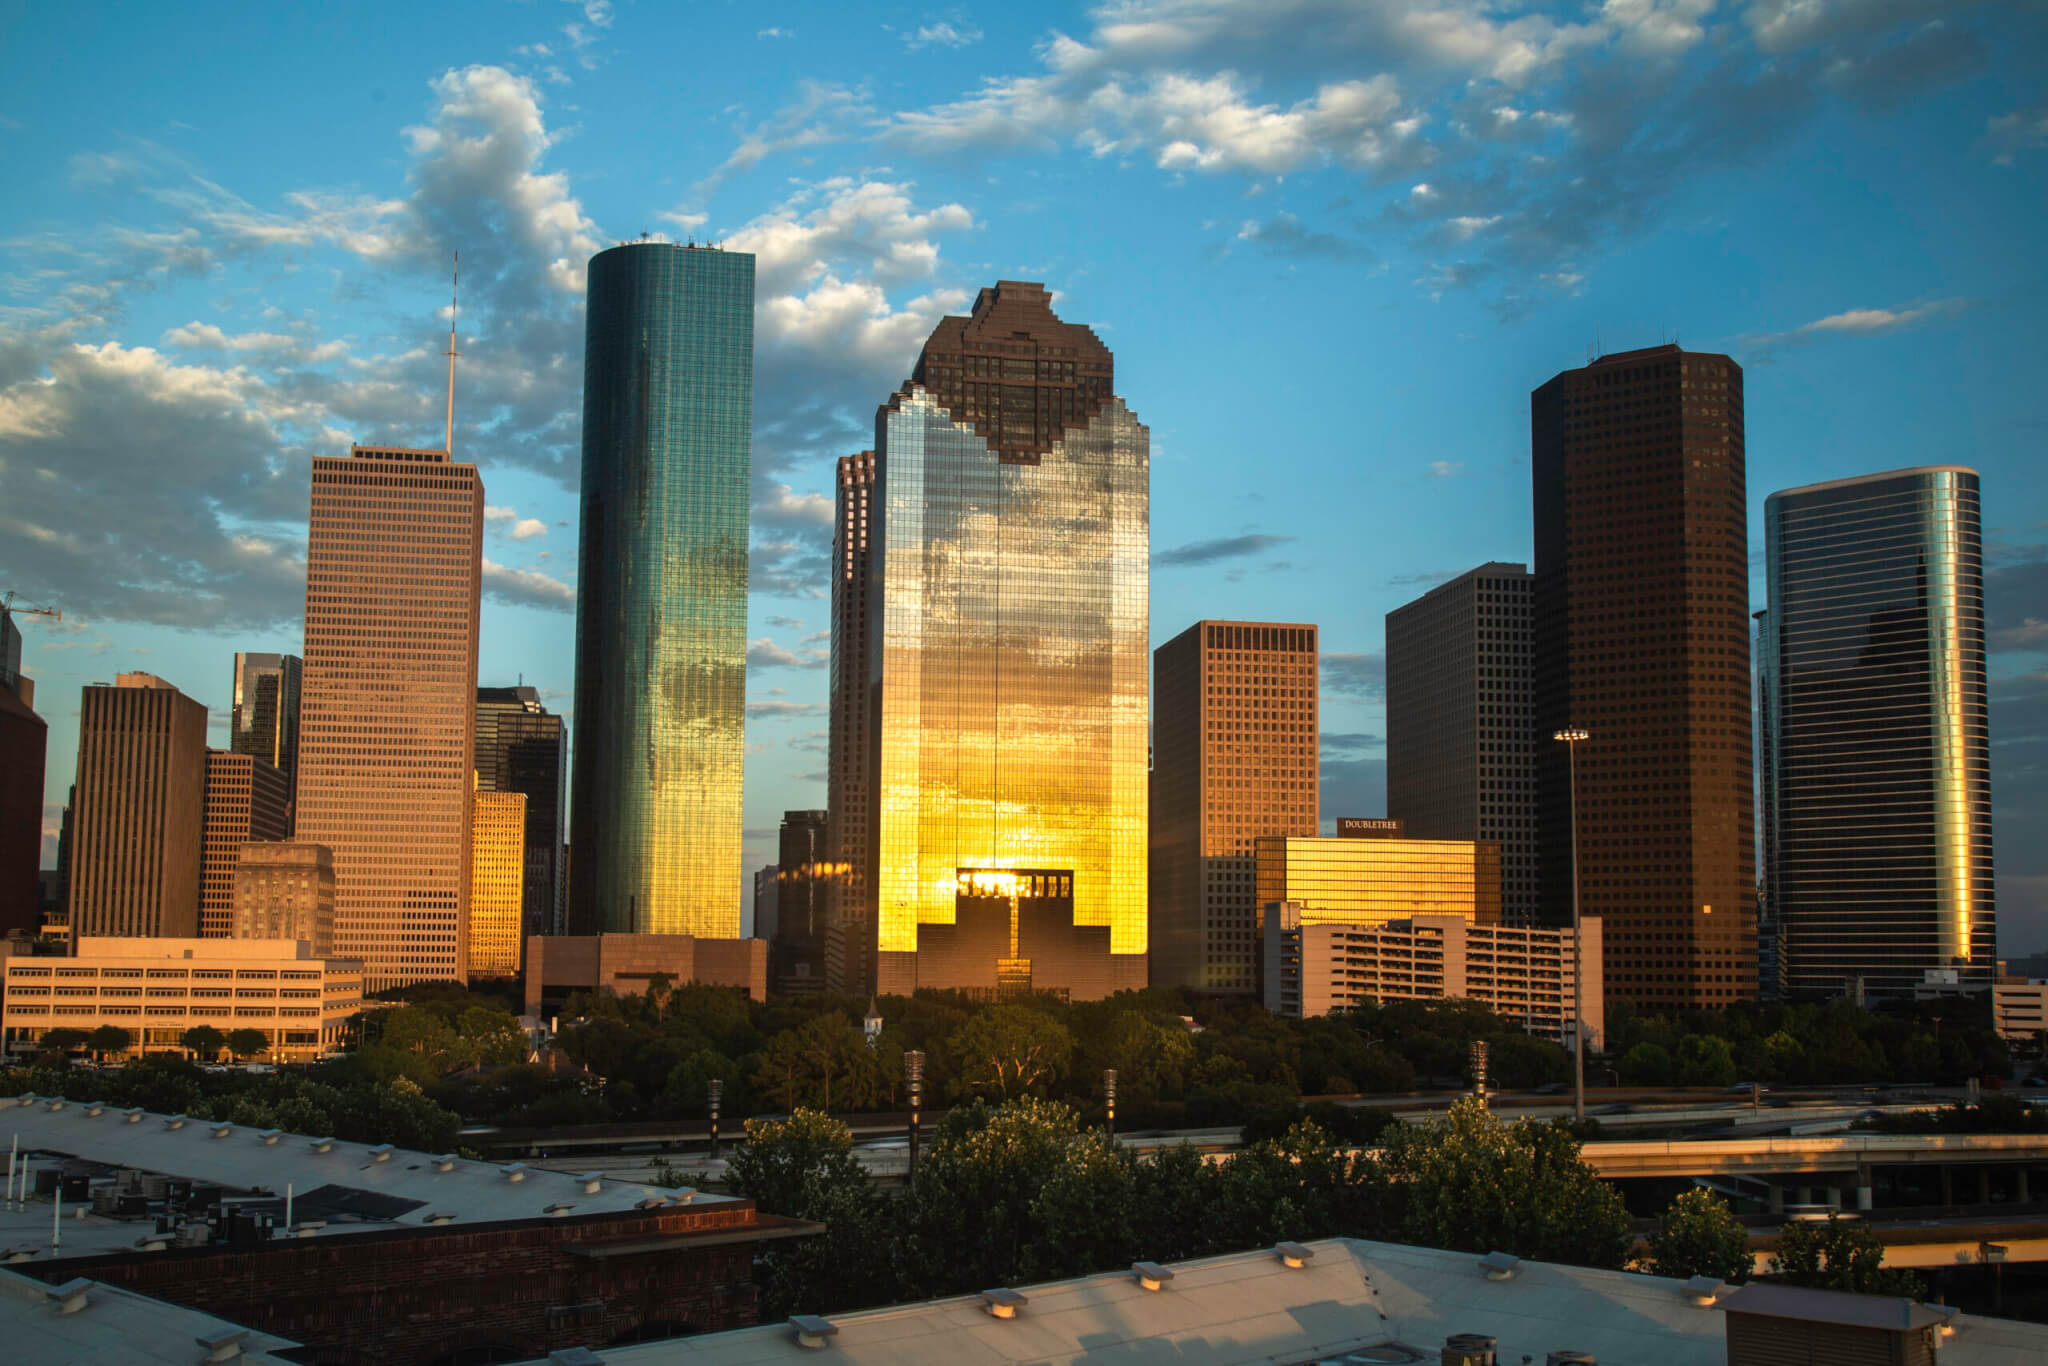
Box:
[1553,726,1590,1124]
[904,1050,926,1176]
[707,1078,723,1160]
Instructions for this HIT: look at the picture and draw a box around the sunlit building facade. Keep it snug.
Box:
[1762,466,1994,999]
[70,674,209,941]
[476,686,566,939]
[233,839,335,956]
[469,786,526,978]
[864,282,1148,999]
[1150,620,1320,993]
[569,243,753,938]
[1253,834,1502,928]
[296,445,483,990]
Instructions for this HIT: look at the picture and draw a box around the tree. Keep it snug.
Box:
[1645,1189,1754,1282]
[455,1006,527,1068]
[901,1097,1082,1294]
[1677,1035,1739,1088]
[1617,1041,1676,1086]
[727,1110,895,1316]
[1378,1097,1632,1269]
[1771,1215,1921,1297]
[86,1025,134,1061]
[752,1014,884,1112]
[181,1025,227,1061]
[38,1028,88,1059]
[225,1029,270,1062]
[945,1005,1074,1101]
[1026,1129,1140,1280]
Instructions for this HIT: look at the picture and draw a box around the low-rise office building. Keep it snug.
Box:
[1264,904,1602,1048]
[525,933,767,1018]
[1,937,361,1060]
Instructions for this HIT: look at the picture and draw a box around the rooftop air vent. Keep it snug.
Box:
[1443,1334,1497,1366]
[2,1248,35,1264]
[1478,1251,1520,1281]
[1684,1275,1724,1306]
[13,1093,35,1107]
[981,1287,1028,1319]
[46,1277,94,1316]
[501,1163,529,1183]
[1277,1241,1315,1269]
[163,1115,188,1130]
[790,1315,839,1350]
[1133,1262,1174,1292]
[43,1099,64,1112]
[210,1124,233,1140]
[1929,1304,1960,1337]
[292,1221,328,1238]
[423,1211,457,1225]
[366,1144,395,1162]
[545,1202,575,1216]
[1547,1353,1595,1366]
[124,1108,145,1124]
[197,1327,248,1363]
[134,1233,170,1252]
[549,1350,606,1366]
[578,1172,604,1194]
[84,1101,106,1117]
[257,1130,282,1145]
[431,1154,457,1172]
[309,1137,336,1154]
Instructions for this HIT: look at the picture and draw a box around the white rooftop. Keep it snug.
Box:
[0,1094,736,1263]
[2,1264,297,1366]
[507,1237,2048,1366]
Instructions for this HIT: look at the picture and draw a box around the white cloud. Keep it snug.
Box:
[510,518,547,541]
[748,637,828,669]
[482,557,574,610]
[747,698,828,719]
[1748,296,1973,349]
[1429,460,1465,478]
[907,22,983,49]
[1988,107,2048,165]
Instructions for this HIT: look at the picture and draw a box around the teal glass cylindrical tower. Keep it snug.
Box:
[569,243,754,936]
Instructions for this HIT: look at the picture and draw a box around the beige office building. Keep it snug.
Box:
[1,937,363,1060]
[1254,832,1502,927]
[470,787,526,978]
[295,444,483,990]
[1150,621,1320,993]
[233,840,335,955]
[200,751,290,938]
[70,674,209,940]
[1265,905,1603,1048]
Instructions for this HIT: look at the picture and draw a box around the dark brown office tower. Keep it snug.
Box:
[773,809,829,994]
[1532,344,1756,1009]
[0,685,43,937]
[199,751,290,937]
[1150,621,1320,993]
[909,284,1114,465]
[825,450,875,993]
[71,674,210,939]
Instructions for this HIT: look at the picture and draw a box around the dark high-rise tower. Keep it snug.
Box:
[1533,345,1756,1009]
[231,652,302,819]
[569,243,754,938]
[826,450,876,992]
[1762,467,1993,999]
[859,282,1148,1000]
[1386,565,1538,924]
[476,686,567,939]
[772,808,829,993]
[0,607,45,936]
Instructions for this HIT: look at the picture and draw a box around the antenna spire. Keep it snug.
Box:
[444,252,460,455]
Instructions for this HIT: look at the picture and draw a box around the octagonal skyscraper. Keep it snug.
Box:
[569,242,754,936]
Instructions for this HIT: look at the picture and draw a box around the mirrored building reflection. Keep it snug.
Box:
[1762,466,1994,999]
[849,282,1149,999]
[569,243,753,938]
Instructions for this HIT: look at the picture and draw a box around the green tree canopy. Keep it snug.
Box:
[944,1005,1074,1101]
[1645,1189,1754,1282]
[180,1025,226,1060]
[1770,1215,1920,1297]
[224,1029,270,1061]
[86,1025,134,1058]
[38,1028,88,1054]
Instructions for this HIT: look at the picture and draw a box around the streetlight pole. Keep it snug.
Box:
[904,1050,925,1177]
[1554,727,1590,1124]
[1104,1069,1118,1142]
[707,1078,723,1160]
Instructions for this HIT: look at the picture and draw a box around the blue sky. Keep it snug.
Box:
[4,1,2047,946]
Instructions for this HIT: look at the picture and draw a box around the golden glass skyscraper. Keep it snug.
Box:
[469,785,526,977]
[569,243,753,937]
[855,282,1148,999]
[297,444,483,990]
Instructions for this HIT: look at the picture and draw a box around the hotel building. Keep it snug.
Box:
[1150,620,1320,993]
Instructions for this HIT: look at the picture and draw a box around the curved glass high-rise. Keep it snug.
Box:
[569,243,754,936]
[1762,466,1994,998]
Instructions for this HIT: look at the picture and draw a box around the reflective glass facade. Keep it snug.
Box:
[866,284,1148,998]
[469,787,526,977]
[1762,467,1994,998]
[230,652,301,818]
[569,243,753,938]
[1254,835,1502,928]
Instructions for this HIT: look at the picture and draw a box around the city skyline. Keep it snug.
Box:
[5,2,2048,947]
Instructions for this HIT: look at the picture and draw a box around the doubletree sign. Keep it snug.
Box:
[1335,817,1404,839]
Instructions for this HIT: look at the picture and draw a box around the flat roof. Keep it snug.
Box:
[0,1096,740,1264]
[2,1264,298,1366]
[508,1238,2048,1366]
[1766,465,1978,502]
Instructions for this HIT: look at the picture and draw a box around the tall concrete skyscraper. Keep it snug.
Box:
[476,686,566,938]
[825,450,877,992]
[231,652,301,818]
[1386,565,1539,924]
[856,282,1148,999]
[1532,345,1756,1009]
[199,750,290,937]
[70,673,209,939]
[1762,467,1994,998]
[1150,620,1320,993]
[297,444,483,990]
[569,243,754,938]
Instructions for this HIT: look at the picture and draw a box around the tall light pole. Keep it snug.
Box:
[1554,727,1590,1123]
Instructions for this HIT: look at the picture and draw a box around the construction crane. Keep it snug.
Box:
[1,591,61,623]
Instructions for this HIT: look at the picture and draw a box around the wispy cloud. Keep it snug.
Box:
[1749,297,1974,349]
[1321,652,1386,702]
[906,22,982,50]
[1155,533,1293,568]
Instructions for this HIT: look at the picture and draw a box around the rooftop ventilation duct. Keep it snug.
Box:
[423,1211,457,1225]
[549,1351,606,1366]
[123,1108,145,1124]
[292,1221,328,1238]
[257,1130,282,1145]
[790,1315,839,1350]
[1276,1241,1315,1269]
[12,1093,35,1107]
[1478,1251,1519,1281]
[1547,1354,1595,1366]
[366,1145,395,1162]
[84,1101,106,1117]
[210,1124,233,1140]
[309,1137,336,1153]
[1443,1334,1496,1366]
[163,1115,188,1130]
[545,1202,575,1216]
[197,1327,248,1363]
[1133,1262,1174,1292]
[431,1154,457,1172]
[981,1288,1028,1319]
[46,1277,94,1315]
[501,1163,529,1183]
[578,1172,605,1194]
[43,1099,64,1112]
[1683,1275,1723,1306]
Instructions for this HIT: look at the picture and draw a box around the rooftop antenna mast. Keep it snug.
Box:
[444,253,460,455]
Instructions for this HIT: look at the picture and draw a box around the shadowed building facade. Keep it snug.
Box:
[476,686,566,939]
[199,751,290,938]
[230,652,301,824]
[1532,345,1756,1009]
[569,243,753,938]
[296,444,483,990]
[1762,467,1994,999]
[1150,620,1320,993]
[0,609,44,936]
[857,282,1148,999]
[826,450,876,992]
